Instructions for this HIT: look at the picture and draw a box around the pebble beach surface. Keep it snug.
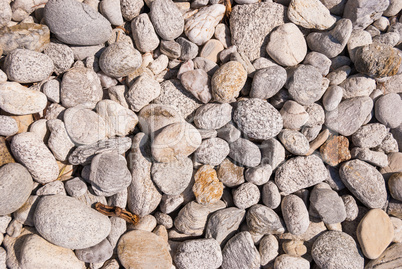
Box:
[0,0,402,268]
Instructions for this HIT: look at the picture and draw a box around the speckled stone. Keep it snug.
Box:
[194,103,232,130]
[193,165,224,205]
[320,135,351,166]
[247,204,284,234]
[217,158,245,187]
[174,239,223,269]
[282,194,310,235]
[150,0,184,41]
[288,0,336,30]
[0,116,18,137]
[221,231,260,269]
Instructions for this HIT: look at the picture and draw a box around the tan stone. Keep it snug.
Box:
[0,137,14,167]
[306,129,329,156]
[153,225,169,242]
[200,39,224,63]
[320,135,351,166]
[381,152,402,180]
[193,165,223,205]
[117,230,172,269]
[282,240,307,256]
[357,209,394,259]
[217,158,245,187]
[391,217,402,243]
[9,114,34,134]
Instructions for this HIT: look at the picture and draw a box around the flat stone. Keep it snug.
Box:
[221,231,260,269]
[117,230,172,269]
[250,66,287,100]
[230,2,285,61]
[174,239,222,269]
[320,135,351,166]
[365,243,402,269]
[217,158,245,187]
[357,209,394,259]
[44,0,112,45]
[247,204,284,234]
[11,132,59,184]
[150,0,184,41]
[275,155,328,194]
[194,103,232,130]
[344,0,390,29]
[34,195,111,249]
[288,0,336,30]
[339,159,387,208]
[193,165,223,205]
[282,194,310,235]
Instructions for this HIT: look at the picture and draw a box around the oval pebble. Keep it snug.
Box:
[194,138,230,166]
[174,239,223,269]
[150,0,184,41]
[0,116,18,137]
[250,66,287,99]
[281,194,309,235]
[194,103,232,130]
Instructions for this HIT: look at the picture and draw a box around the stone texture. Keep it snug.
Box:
[245,164,272,186]
[75,239,113,264]
[288,0,336,30]
[138,104,182,136]
[229,138,261,167]
[280,101,309,130]
[120,0,144,21]
[365,243,402,269]
[320,135,351,166]
[274,255,310,269]
[194,103,232,130]
[352,123,388,148]
[194,138,229,166]
[0,116,18,137]
[343,0,390,29]
[174,239,222,269]
[180,69,211,104]
[281,194,309,235]
[233,182,260,209]
[131,13,159,53]
[193,165,223,205]
[217,158,245,187]
[221,231,260,269]
[44,43,74,75]
[278,129,310,155]
[310,186,347,224]
[247,204,284,235]
[389,173,402,201]
[375,93,402,129]
[47,119,75,162]
[250,66,287,99]
[150,0,183,41]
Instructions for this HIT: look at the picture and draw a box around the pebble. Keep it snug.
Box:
[327,65,351,85]
[193,165,223,205]
[117,230,172,269]
[310,186,347,224]
[325,96,373,136]
[46,119,74,162]
[60,66,103,109]
[200,39,224,62]
[205,207,246,244]
[229,138,261,167]
[44,0,112,45]
[151,122,201,162]
[234,98,283,140]
[233,182,260,209]
[247,204,284,234]
[267,22,306,67]
[221,231,260,269]
[0,116,18,137]
[366,242,402,269]
[193,57,219,76]
[250,66,287,99]
[150,0,184,41]
[274,254,310,269]
[99,0,123,25]
[11,132,59,184]
[216,122,241,144]
[389,173,402,201]
[217,158,245,187]
[275,155,328,194]
[18,234,85,269]
[211,61,247,103]
[357,209,394,259]
[108,85,128,108]
[351,147,388,167]
[96,100,138,137]
[160,40,181,59]
[128,133,162,216]
[320,135,351,166]
[75,239,113,264]
[180,69,211,104]
[278,129,310,155]
[259,234,279,266]
[194,138,229,166]
[340,159,387,209]
[354,43,401,78]
[214,23,231,48]
[245,164,272,186]
[0,23,50,54]
[194,103,232,130]
[120,0,144,21]
[229,2,285,61]
[304,52,332,76]
[342,195,359,221]
[260,138,285,170]
[132,215,157,232]
[261,181,281,210]
[343,0,390,29]
[43,43,74,75]
[306,18,353,58]
[63,105,106,146]
[323,86,344,113]
[34,195,111,249]
[288,0,336,30]
[151,157,193,195]
[99,42,142,78]
[131,13,159,53]
[42,79,60,103]
[340,74,376,99]
[65,177,88,197]
[281,194,309,235]
[137,104,182,136]
[174,239,223,269]
[176,37,198,61]
[282,240,308,257]
[375,93,402,129]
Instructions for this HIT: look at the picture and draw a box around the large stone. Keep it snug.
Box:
[205,208,246,244]
[343,0,390,29]
[174,239,222,269]
[138,104,182,136]
[246,204,284,235]
[221,231,260,269]
[281,194,309,235]
[375,93,402,129]
[131,14,160,53]
[149,0,184,41]
[193,165,224,205]
[288,0,336,30]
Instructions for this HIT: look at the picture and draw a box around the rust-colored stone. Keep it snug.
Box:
[0,137,14,167]
[320,135,351,166]
[193,165,224,205]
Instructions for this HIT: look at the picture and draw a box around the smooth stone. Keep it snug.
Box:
[11,132,59,184]
[347,29,373,62]
[75,239,113,264]
[357,209,394,259]
[327,66,351,86]
[288,0,336,30]
[44,0,112,45]
[389,173,402,201]
[230,2,285,61]
[42,79,61,103]
[365,243,402,269]
[194,103,232,130]
[303,52,332,76]
[65,177,88,197]
[95,100,138,137]
[278,129,310,155]
[375,93,402,129]
[131,13,159,53]
[274,254,310,269]
[229,138,261,167]
[193,57,219,76]
[194,137,229,166]
[247,204,284,234]
[245,164,272,186]
[193,165,223,205]
[342,195,359,221]
[281,194,309,235]
[306,18,353,58]
[120,0,144,21]
[211,61,247,103]
[233,182,260,209]
[261,181,281,209]
[151,157,193,195]
[259,234,279,266]
[260,138,285,170]
[217,158,245,187]
[150,0,184,41]
[250,66,287,99]
[340,74,376,99]
[233,98,283,140]
[60,66,103,109]
[280,100,309,130]
[117,230,172,269]
[18,234,85,269]
[0,116,18,137]
[34,195,111,249]
[351,147,388,167]
[44,43,74,75]
[138,104,182,136]
[0,82,47,115]
[325,96,373,136]
[310,187,347,224]
[151,122,201,163]
[221,231,260,269]
[199,39,224,63]
[63,105,106,146]
[47,119,75,162]
[174,239,222,269]
[217,122,241,144]
[214,23,231,48]
[185,4,225,46]
[343,0,390,29]
[339,159,387,208]
[180,70,211,104]
[275,155,328,194]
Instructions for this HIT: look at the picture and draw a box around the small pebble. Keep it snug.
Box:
[233,182,260,209]
[282,194,310,235]
[194,103,232,130]
[250,66,287,100]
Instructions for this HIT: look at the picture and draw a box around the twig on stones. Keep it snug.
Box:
[94,202,140,225]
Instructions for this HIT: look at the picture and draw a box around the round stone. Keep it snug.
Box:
[131,13,160,53]
[194,103,232,130]
[280,101,309,130]
[126,74,161,112]
[310,186,347,224]
[250,66,287,99]
[43,42,74,75]
[0,116,18,137]
[174,239,222,269]
[233,98,283,140]
[375,93,402,129]
[233,182,260,209]
[262,181,281,209]
[217,158,245,187]
[194,138,230,166]
[34,195,111,249]
[323,85,344,111]
[274,254,310,269]
[245,164,272,186]
[193,165,224,205]
[281,194,309,235]
[246,204,284,234]
[278,129,310,155]
[229,138,261,168]
[0,163,33,215]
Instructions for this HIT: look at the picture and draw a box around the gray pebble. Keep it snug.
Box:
[282,194,309,235]
[43,43,74,75]
[325,96,373,136]
[310,186,346,224]
[327,65,351,86]
[75,239,113,264]
[216,122,241,144]
[217,158,245,187]
[151,157,193,195]
[342,195,359,221]
[280,100,309,130]
[194,103,232,130]
[205,207,246,244]
[233,182,260,209]
[42,79,60,103]
[351,147,388,167]
[194,138,229,166]
[180,69,211,104]
[340,159,387,208]
[177,37,199,61]
[131,14,159,53]
[34,195,111,249]
[65,177,88,197]
[233,98,283,140]
[245,164,272,186]
[344,0,389,29]
[11,132,59,184]
[4,49,53,83]
[120,0,144,21]
[47,119,75,162]
[174,239,222,269]
[312,231,364,269]
[107,217,127,250]
[275,155,328,194]
[126,74,161,112]
[160,40,181,59]
[99,42,142,78]
[375,93,402,129]
[221,231,260,269]
[0,116,18,137]
[193,57,219,76]
[303,52,331,76]
[247,204,284,234]
[347,29,373,62]
[99,0,123,26]
[250,66,287,100]
[214,23,231,48]
[0,163,33,215]
[155,212,173,229]
[36,180,66,196]
[261,181,281,209]
[260,138,285,170]
[150,0,184,41]
[274,254,310,269]
[259,234,278,266]
[44,0,112,45]
[229,138,261,168]
[278,129,310,156]
[322,85,343,111]
[60,66,103,109]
